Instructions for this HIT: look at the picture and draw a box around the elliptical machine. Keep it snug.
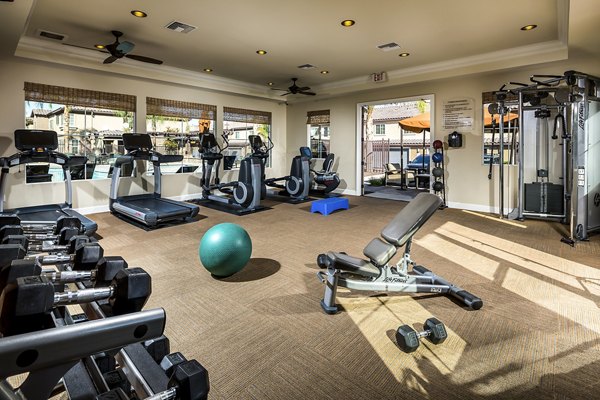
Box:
[248,135,310,202]
[300,147,340,197]
[196,132,263,214]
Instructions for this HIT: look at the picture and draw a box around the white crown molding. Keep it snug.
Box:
[311,40,568,98]
[15,36,283,101]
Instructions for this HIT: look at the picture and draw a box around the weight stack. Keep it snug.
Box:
[524,182,563,214]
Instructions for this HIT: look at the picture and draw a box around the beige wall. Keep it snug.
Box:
[286,54,600,212]
[0,57,286,211]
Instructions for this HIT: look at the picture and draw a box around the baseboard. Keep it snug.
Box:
[75,205,110,215]
[447,201,512,215]
[335,188,359,196]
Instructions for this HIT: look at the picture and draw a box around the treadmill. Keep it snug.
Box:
[0,129,97,235]
[109,133,199,227]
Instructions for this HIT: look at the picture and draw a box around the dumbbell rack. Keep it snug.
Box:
[0,216,210,400]
[432,144,447,208]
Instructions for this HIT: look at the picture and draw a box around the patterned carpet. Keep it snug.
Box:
[81,195,600,399]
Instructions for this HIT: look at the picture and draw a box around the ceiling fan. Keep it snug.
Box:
[63,30,163,65]
[272,78,316,96]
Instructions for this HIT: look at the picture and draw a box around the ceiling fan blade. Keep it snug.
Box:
[125,54,163,65]
[298,86,310,91]
[103,55,118,64]
[280,92,291,96]
[299,91,316,96]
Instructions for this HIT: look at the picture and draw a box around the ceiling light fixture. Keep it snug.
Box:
[320,70,329,74]
[341,19,355,27]
[399,52,410,57]
[268,82,274,86]
[256,50,267,55]
[94,44,105,49]
[203,68,213,72]
[520,24,537,31]
[131,10,147,18]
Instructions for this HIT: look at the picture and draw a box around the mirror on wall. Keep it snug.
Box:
[481,92,519,166]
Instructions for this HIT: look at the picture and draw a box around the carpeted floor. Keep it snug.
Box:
[88,195,600,400]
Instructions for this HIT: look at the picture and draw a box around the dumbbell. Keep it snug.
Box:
[149,352,209,400]
[0,223,80,246]
[0,256,128,294]
[396,317,448,353]
[25,240,103,269]
[0,267,151,336]
[0,244,27,269]
[0,214,82,235]
[3,233,91,254]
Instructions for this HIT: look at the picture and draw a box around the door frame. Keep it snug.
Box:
[355,94,435,195]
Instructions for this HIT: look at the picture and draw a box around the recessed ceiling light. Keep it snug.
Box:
[203,68,213,72]
[268,82,274,86]
[256,50,267,55]
[320,70,329,74]
[131,10,147,18]
[399,52,410,57]
[94,44,105,49]
[341,19,355,27]
[521,24,537,31]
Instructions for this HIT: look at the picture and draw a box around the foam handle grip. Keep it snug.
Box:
[450,289,483,310]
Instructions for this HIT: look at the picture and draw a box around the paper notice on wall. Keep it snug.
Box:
[442,98,474,130]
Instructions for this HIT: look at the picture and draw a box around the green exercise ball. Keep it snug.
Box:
[199,223,252,277]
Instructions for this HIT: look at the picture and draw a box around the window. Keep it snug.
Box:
[307,110,330,158]
[24,82,136,182]
[223,107,272,168]
[375,124,386,135]
[146,97,217,174]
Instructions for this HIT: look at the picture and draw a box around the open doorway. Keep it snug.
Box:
[357,95,434,201]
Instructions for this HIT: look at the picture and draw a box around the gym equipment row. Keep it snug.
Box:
[0,228,210,400]
[0,130,98,236]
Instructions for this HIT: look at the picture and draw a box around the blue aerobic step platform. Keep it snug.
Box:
[310,197,349,215]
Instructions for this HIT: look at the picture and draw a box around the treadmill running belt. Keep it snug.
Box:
[124,198,193,218]
[12,208,66,222]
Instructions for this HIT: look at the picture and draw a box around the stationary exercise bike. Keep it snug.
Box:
[248,135,311,202]
[300,147,340,197]
[196,132,263,214]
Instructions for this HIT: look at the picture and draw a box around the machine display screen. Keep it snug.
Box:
[123,134,153,151]
[14,130,58,151]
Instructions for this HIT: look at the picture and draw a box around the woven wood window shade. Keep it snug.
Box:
[147,97,217,120]
[223,107,271,124]
[24,82,136,111]
[307,110,330,125]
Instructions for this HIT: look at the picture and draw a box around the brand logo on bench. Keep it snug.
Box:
[430,288,443,293]
[383,277,408,283]
[594,193,600,207]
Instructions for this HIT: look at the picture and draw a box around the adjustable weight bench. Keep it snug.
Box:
[316,193,483,314]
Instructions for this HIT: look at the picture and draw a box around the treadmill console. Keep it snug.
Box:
[123,134,153,152]
[14,130,58,152]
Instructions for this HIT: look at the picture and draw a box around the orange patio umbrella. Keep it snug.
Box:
[399,112,430,133]
[484,108,518,126]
